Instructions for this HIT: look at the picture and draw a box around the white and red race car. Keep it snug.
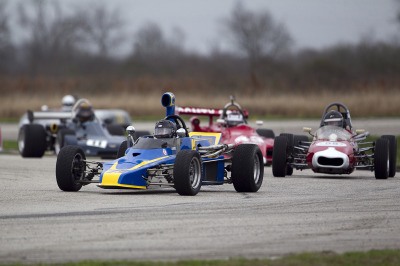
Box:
[272,102,397,179]
[177,96,275,165]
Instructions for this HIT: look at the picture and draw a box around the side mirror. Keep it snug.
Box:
[126,126,136,136]
[355,129,365,134]
[176,128,186,137]
[217,119,225,125]
[256,121,264,126]
[303,127,312,133]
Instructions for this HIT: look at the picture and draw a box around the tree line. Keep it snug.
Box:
[0,0,399,95]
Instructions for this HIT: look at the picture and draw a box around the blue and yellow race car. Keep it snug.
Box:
[56,93,264,196]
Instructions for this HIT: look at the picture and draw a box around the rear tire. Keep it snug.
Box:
[56,145,86,191]
[55,129,75,155]
[174,150,203,196]
[117,140,130,158]
[231,144,264,192]
[382,135,397,177]
[18,124,46,158]
[107,125,125,136]
[272,136,288,177]
[134,130,151,140]
[256,128,275,139]
[374,138,389,179]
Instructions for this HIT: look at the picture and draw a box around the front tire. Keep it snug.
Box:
[174,150,203,196]
[382,135,397,177]
[18,124,47,158]
[231,144,264,192]
[374,138,389,179]
[256,128,275,139]
[56,146,86,191]
[272,136,288,177]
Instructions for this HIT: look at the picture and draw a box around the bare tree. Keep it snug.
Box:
[18,0,87,75]
[82,4,125,57]
[0,0,14,72]
[223,2,292,67]
[133,22,184,60]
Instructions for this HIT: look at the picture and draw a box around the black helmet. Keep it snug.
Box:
[154,120,177,138]
[323,111,343,127]
[75,102,95,123]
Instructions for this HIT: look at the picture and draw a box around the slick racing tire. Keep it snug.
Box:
[107,125,125,136]
[374,138,389,180]
[117,140,132,158]
[174,150,203,196]
[18,124,46,158]
[134,130,151,140]
[231,144,264,192]
[55,129,75,155]
[256,128,275,139]
[294,135,309,146]
[279,133,294,154]
[382,135,397,177]
[56,145,86,191]
[272,136,288,177]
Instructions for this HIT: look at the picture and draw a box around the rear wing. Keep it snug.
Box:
[27,110,72,123]
[176,106,248,118]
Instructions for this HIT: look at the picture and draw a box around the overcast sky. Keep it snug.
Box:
[8,0,400,55]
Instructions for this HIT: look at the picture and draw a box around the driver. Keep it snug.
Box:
[61,95,76,112]
[75,101,95,123]
[225,111,244,127]
[154,120,177,138]
[323,111,344,127]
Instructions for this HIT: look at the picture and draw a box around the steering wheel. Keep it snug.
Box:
[221,104,247,124]
[320,102,351,128]
[165,115,189,137]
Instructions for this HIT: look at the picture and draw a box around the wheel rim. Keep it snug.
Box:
[253,154,261,184]
[189,157,201,189]
[55,141,60,155]
[386,149,390,173]
[18,131,25,153]
[71,153,85,181]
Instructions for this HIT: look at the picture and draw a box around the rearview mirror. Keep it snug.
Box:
[126,125,136,136]
[256,120,263,126]
[355,129,365,134]
[176,128,186,137]
[303,127,312,133]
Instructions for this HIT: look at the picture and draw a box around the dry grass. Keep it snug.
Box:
[1,89,399,119]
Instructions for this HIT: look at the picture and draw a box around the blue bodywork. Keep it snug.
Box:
[98,133,225,189]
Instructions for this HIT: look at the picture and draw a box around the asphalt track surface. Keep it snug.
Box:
[2,118,400,140]
[0,154,399,264]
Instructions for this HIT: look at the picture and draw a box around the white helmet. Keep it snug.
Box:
[62,95,75,111]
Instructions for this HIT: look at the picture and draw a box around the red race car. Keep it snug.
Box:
[272,102,397,179]
[177,96,275,165]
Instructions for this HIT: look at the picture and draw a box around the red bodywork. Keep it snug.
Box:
[305,127,358,174]
[177,106,274,165]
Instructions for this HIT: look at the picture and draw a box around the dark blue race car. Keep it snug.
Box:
[56,93,264,196]
[18,99,126,159]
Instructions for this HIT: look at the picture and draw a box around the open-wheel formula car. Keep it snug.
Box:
[272,102,397,179]
[56,93,264,196]
[18,99,126,158]
[177,96,275,165]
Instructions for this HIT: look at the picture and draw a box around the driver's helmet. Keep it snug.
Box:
[323,110,344,127]
[225,111,244,127]
[61,95,75,111]
[154,119,177,138]
[75,101,95,123]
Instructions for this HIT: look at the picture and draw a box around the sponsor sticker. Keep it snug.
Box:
[316,141,347,147]
[86,139,108,148]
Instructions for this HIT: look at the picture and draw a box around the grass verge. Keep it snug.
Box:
[1,250,400,266]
